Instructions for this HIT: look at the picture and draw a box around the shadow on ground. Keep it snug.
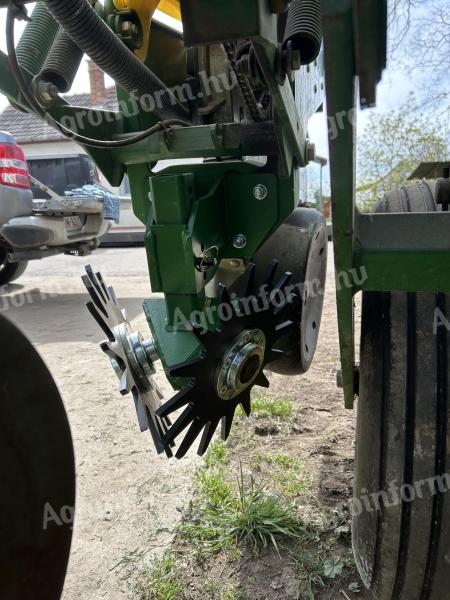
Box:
[0,289,144,344]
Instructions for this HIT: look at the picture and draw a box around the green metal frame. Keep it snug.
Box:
[0,0,322,374]
[4,1,445,408]
[322,0,450,408]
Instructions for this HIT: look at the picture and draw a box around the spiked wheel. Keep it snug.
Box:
[157,261,300,459]
[82,266,173,456]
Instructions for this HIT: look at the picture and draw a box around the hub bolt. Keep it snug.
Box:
[233,234,247,249]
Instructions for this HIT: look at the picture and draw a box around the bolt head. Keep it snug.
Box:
[253,184,268,201]
[121,20,138,36]
[233,234,247,249]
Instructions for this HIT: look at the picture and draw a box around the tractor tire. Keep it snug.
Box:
[0,314,75,600]
[0,247,28,285]
[353,179,450,599]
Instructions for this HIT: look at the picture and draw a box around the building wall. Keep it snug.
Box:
[22,140,82,160]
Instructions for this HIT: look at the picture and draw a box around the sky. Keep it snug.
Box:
[0,3,417,192]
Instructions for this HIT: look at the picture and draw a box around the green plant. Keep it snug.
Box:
[349,581,362,594]
[323,555,345,579]
[178,466,235,555]
[264,452,312,497]
[202,577,248,600]
[236,395,292,418]
[225,467,306,555]
[128,551,183,600]
[179,463,307,556]
[204,438,229,468]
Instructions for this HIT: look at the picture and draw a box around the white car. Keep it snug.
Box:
[0,131,113,285]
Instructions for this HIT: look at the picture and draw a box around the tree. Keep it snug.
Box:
[357,101,448,209]
[389,0,449,111]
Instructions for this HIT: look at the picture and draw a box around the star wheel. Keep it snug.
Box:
[157,260,300,459]
[82,265,173,456]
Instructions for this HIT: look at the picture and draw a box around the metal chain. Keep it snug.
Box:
[224,41,267,122]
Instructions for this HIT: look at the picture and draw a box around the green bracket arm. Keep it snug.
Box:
[322,0,357,409]
[322,0,388,409]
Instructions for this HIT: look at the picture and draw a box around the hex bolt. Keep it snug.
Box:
[35,80,59,105]
[233,234,247,249]
[122,20,138,35]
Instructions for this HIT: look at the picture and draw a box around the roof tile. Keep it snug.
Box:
[0,88,118,143]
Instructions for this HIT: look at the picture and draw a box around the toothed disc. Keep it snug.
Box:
[159,261,301,458]
[82,266,167,455]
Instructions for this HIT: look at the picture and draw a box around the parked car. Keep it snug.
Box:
[25,153,144,246]
[0,132,115,285]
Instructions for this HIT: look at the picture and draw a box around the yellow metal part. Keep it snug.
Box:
[159,0,181,20]
[113,0,181,60]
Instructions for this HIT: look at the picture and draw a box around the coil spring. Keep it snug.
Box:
[37,29,84,94]
[283,0,322,65]
[16,2,59,75]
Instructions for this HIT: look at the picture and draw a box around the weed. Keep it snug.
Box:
[202,577,248,600]
[127,551,183,600]
[236,395,292,418]
[179,463,307,557]
[264,452,313,497]
[226,468,307,554]
[323,554,345,579]
[204,438,230,468]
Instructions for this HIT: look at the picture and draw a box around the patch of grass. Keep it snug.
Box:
[202,577,248,600]
[204,438,230,468]
[237,395,293,418]
[179,463,308,557]
[227,468,307,555]
[179,465,235,556]
[127,551,183,600]
[264,452,313,498]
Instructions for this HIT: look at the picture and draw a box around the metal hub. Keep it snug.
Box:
[106,322,158,390]
[216,329,266,400]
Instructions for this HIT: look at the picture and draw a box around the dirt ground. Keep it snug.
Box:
[1,243,360,599]
[1,248,199,600]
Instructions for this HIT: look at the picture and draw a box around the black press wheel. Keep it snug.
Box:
[354,180,450,599]
[253,207,327,375]
[0,247,28,285]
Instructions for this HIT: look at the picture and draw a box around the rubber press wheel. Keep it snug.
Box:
[353,179,450,599]
[253,207,328,375]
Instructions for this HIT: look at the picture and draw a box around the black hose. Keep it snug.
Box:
[35,28,84,94]
[283,0,322,65]
[6,6,189,149]
[43,0,190,121]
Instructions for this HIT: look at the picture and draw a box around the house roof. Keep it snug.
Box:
[0,88,118,144]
